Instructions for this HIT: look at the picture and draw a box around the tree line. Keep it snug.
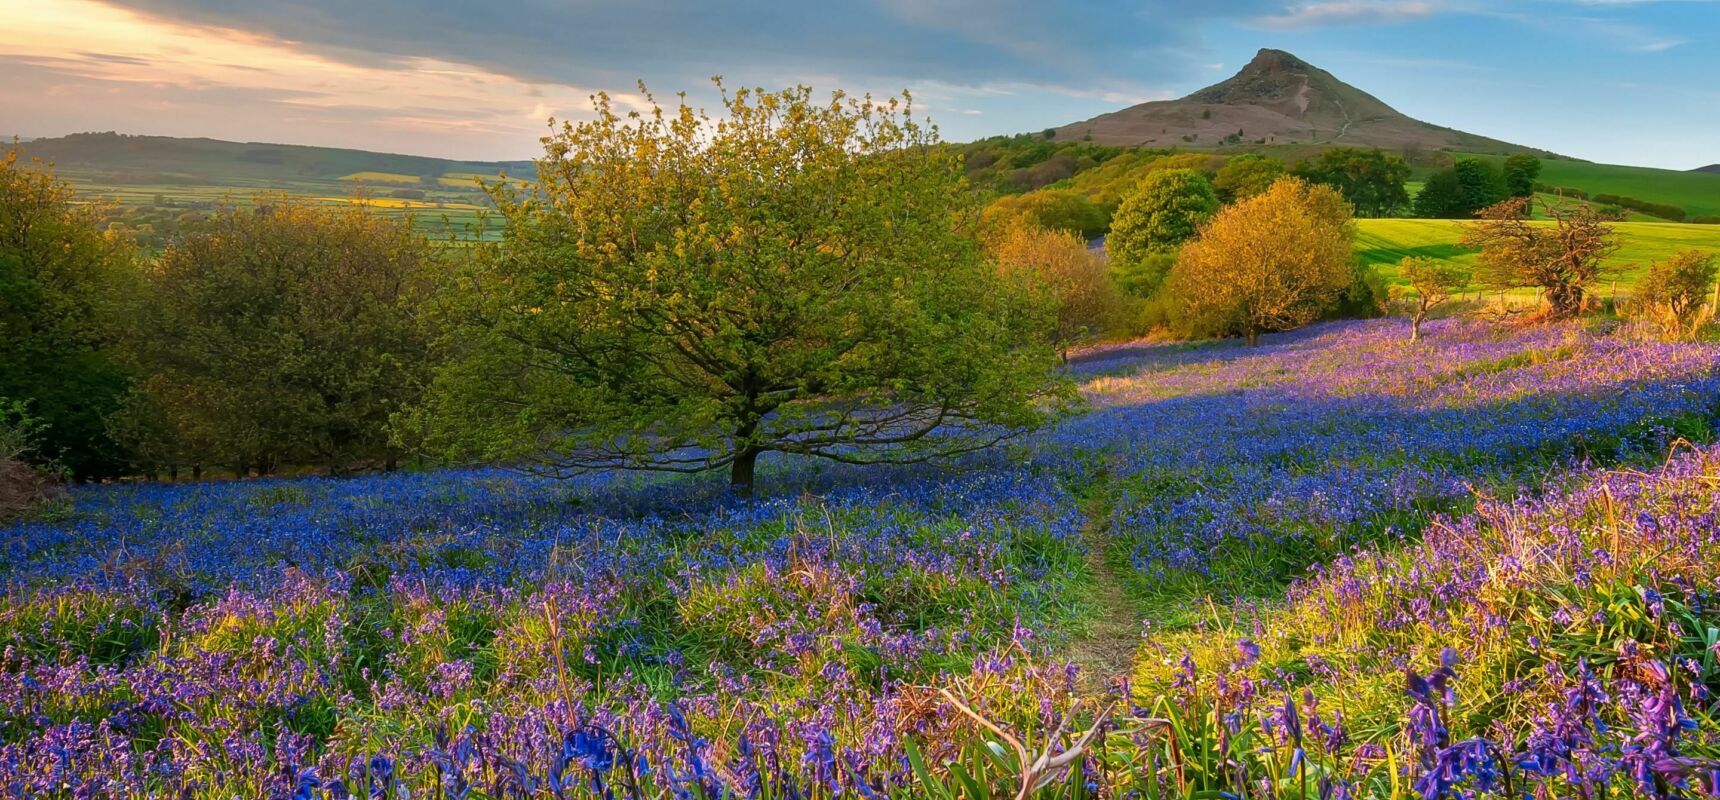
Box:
[4,87,1081,493]
[7,89,1711,496]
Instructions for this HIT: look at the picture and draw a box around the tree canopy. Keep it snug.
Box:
[112,196,436,476]
[0,149,134,478]
[986,220,1123,361]
[1417,158,1507,219]
[1107,169,1217,297]
[1291,148,1411,218]
[1214,154,1285,204]
[1463,197,1619,319]
[1167,178,1356,345]
[1502,154,1541,199]
[409,84,1071,494]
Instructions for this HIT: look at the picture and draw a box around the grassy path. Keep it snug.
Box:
[1066,478,1144,696]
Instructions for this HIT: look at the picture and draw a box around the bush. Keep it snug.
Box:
[1632,249,1717,337]
[1591,193,1686,221]
[1108,169,1218,297]
[987,221,1127,360]
[0,400,62,522]
[1166,177,1355,344]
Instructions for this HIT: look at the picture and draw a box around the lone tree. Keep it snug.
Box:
[1396,256,1470,342]
[1167,177,1355,345]
[411,84,1069,494]
[1463,197,1620,319]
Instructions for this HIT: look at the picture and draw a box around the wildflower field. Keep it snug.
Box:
[6,318,1720,799]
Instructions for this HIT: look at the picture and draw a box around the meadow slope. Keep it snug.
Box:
[1355,218,1720,287]
[4,318,1720,797]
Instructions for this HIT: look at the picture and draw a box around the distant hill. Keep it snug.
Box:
[1055,49,1542,156]
[1696,165,1720,175]
[15,132,534,186]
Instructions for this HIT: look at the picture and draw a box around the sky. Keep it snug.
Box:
[2,0,1716,169]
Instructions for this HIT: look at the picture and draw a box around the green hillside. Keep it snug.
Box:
[1461,154,1720,217]
[20,132,532,184]
[1355,218,1720,288]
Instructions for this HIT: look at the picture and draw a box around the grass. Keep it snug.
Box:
[1355,217,1720,288]
[1459,154,1720,217]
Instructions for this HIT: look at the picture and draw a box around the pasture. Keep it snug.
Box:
[1462,154,1720,217]
[5,318,1719,797]
[1355,217,1720,288]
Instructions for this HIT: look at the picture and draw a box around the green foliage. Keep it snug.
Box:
[1593,192,1686,222]
[982,189,1109,239]
[1107,170,1218,297]
[1523,155,1720,217]
[1632,249,1717,335]
[1413,168,1464,219]
[1167,178,1356,344]
[0,149,135,478]
[1290,147,1411,217]
[957,136,1129,194]
[1416,157,1507,219]
[1465,198,1620,318]
[1110,250,1179,301]
[1213,153,1285,203]
[113,195,436,475]
[1501,153,1541,198]
[411,84,1072,493]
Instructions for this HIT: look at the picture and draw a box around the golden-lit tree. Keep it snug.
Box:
[411,84,1070,494]
[987,220,1124,361]
[1463,197,1619,319]
[1397,256,1470,342]
[1167,177,1355,345]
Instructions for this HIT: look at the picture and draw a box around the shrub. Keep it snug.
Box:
[0,400,61,523]
[1166,177,1355,345]
[1108,169,1218,297]
[1632,249,1718,337]
[987,221,1127,360]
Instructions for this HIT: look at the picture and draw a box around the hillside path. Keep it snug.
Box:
[1066,480,1143,696]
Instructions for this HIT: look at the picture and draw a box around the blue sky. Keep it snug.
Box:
[2,0,1716,168]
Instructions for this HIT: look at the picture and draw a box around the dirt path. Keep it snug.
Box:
[1066,482,1143,696]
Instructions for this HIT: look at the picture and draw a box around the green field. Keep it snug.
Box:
[1356,217,1720,289]
[1460,153,1720,217]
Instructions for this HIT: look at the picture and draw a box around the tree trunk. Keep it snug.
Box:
[729,447,760,497]
[1245,329,1259,347]
[1410,315,1422,343]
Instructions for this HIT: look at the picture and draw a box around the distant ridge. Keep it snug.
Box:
[1695,164,1720,174]
[1055,49,1542,155]
[14,132,534,185]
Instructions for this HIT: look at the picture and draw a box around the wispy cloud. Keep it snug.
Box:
[1252,1,1440,29]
